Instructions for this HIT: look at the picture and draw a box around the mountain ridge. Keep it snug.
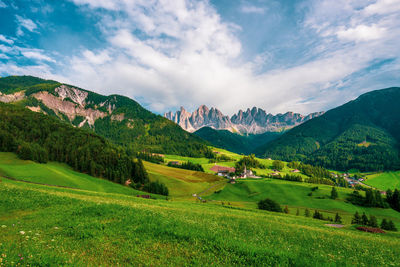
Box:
[0,75,211,157]
[255,87,400,171]
[165,105,323,134]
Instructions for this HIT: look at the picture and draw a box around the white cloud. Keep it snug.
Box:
[15,15,38,36]
[0,34,14,45]
[240,5,266,14]
[0,0,7,8]
[21,50,55,62]
[363,0,400,15]
[336,24,387,42]
[7,0,400,116]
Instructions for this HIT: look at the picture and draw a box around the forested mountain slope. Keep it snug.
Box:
[0,76,210,157]
[194,127,281,154]
[0,102,150,185]
[256,87,400,171]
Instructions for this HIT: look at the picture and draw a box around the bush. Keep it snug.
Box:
[258,198,282,212]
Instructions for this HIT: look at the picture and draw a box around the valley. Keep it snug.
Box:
[1,76,400,266]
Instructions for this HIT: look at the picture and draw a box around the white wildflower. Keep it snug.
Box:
[19,231,25,235]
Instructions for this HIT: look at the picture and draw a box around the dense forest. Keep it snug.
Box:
[0,76,211,158]
[0,102,148,186]
[256,87,400,171]
[194,126,281,155]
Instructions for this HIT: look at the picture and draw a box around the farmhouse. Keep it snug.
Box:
[168,161,180,165]
[291,169,300,173]
[210,165,235,177]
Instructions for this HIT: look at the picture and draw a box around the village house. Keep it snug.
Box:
[210,165,235,177]
[291,169,300,173]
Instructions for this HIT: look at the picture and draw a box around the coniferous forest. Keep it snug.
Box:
[0,102,148,185]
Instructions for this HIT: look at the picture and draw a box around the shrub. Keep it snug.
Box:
[258,198,282,212]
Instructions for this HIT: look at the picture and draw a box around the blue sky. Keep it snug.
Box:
[0,0,399,115]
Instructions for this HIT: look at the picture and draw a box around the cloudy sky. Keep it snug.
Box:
[0,0,399,115]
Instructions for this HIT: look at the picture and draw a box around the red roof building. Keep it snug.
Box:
[210,165,235,173]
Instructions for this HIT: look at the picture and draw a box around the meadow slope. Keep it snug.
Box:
[1,179,400,266]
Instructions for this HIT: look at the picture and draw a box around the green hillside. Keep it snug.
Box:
[0,152,157,197]
[0,102,147,186]
[256,87,400,171]
[207,178,400,225]
[1,179,400,266]
[0,75,210,157]
[365,171,400,190]
[194,127,281,154]
[143,161,225,198]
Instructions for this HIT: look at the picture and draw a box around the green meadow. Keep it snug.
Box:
[365,171,400,190]
[0,152,157,197]
[144,161,225,198]
[1,179,400,266]
[207,178,400,226]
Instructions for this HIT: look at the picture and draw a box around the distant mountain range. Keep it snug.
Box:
[256,87,400,171]
[164,105,323,134]
[0,76,209,157]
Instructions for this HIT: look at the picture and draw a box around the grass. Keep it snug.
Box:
[207,178,400,226]
[364,171,400,190]
[0,152,157,197]
[1,178,400,266]
[143,161,225,198]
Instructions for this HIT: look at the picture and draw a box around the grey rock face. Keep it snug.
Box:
[165,105,323,134]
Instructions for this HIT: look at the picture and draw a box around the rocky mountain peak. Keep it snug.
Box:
[165,105,324,134]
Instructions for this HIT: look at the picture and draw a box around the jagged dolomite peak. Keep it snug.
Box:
[165,105,323,134]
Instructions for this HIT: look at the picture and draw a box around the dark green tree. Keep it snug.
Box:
[368,215,378,228]
[305,208,310,217]
[258,198,282,212]
[330,187,338,199]
[361,212,369,225]
[334,213,342,223]
[351,211,361,224]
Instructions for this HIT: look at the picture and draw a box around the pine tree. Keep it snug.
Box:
[296,208,300,216]
[368,215,378,228]
[381,219,388,230]
[305,208,310,217]
[388,220,398,231]
[330,187,338,199]
[351,211,361,224]
[334,212,342,223]
[361,212,369,225]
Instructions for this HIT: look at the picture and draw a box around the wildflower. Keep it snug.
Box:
[1,225,6,228]
[19,231,25,235]
[54,227,59,229]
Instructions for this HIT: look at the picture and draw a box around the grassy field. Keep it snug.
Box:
[365,171,400,190]
[0,152,157,197]
[1,178,400,266]
[207,178,400,226]
[144,161,225,198]
[165,147,302,177]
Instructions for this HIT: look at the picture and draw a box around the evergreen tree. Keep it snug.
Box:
[368,215,378,228]
[388,220,398,231]
[334,213,342,223]
[330,187,338,199]
[296,208,300,216]
[381,219,389,230]
[351,212,361,224]
[305,208,310,217]
[361,212,369,225]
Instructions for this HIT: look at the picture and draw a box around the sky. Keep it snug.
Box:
[0,0,399,115]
